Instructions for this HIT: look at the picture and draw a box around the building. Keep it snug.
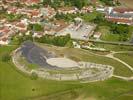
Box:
[58,7,78,14]
[21,0,42,5]
[93,32,102,39]
[0,27,11,45]
[105,7,133,25]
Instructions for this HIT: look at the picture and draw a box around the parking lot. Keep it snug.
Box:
[57,23,95,40]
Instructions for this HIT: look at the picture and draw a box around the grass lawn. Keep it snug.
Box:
[114,53,133,67]
[99,26,120,42]
[0,46,81,100]
[81,11,98,22]
[0,45,133,100]
[99,25,133,42]
[101,33,120,42]
[119,0,133,8]
[95,43,133,51]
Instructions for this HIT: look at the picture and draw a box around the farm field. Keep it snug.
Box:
[0,45,133,100]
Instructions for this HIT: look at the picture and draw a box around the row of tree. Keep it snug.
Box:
[35,34,73,47]
[12,33,73,47]
[42,0,88,9]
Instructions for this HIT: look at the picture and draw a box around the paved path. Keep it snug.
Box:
[113,75,133,81]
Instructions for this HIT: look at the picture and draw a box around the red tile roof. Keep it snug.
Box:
[21,0,41,4]
[29,10,39,16]
[1,37,8,42]
[107,17,133,24]
[16,22,26,28]
[6,0,17,2]
[113,8,133,13]
[0,27,10,33]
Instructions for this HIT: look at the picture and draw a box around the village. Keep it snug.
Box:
[0,0,133,45]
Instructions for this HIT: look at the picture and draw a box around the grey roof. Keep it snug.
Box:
[109,13,133,18]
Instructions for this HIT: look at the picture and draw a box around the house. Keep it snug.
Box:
[5,0,18,3]
[40,6,56,18]
[113,7,133,13]
[21,0,42,5]
[80,6,93,13]
[0,27,11,45]
[96,7,105,13]
[15,22,27,33]
[58,7,78,14]
[106,17,133,25]
[105,7,133,25]
[0,37,10,45]
[93,32,102,39]
[7,7,18,14]
[28,9,40,18]
[33,32,44,38]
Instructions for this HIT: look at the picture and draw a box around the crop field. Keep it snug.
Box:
[0,45,133,100]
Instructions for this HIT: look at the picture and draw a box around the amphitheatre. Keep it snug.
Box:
[12,41,114,82]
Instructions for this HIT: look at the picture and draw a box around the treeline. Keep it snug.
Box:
[42,0,88,9]
[12,34,73,47]
[99,0,120,6]
[5,13,23,22]
[35,34,73,47]
[28,24,44,32]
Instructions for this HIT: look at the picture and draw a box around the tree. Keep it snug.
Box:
[30,72,38,80]
[28,24,43,31]
[65,40,73,48]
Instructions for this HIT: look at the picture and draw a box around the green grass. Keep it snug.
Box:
[99,26,120,42]
[81,11,98,22]
[0,45,133,100]
[18,56,38,70]
[101,33,120,42]
[0,46,81,100]
[114,53,133,67]
[99,25,133,42]
[28,78,133,100]
[119,0,133,8]
[95,43,133,51]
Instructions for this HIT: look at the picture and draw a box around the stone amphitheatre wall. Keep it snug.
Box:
[12,47,114,82]
[31,62,114,82]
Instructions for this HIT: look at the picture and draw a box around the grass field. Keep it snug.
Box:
[119,0,133,8]
[95,43,133,52]
[0,45,133,100]
[98,26,120,42]
[114,53,133,68]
